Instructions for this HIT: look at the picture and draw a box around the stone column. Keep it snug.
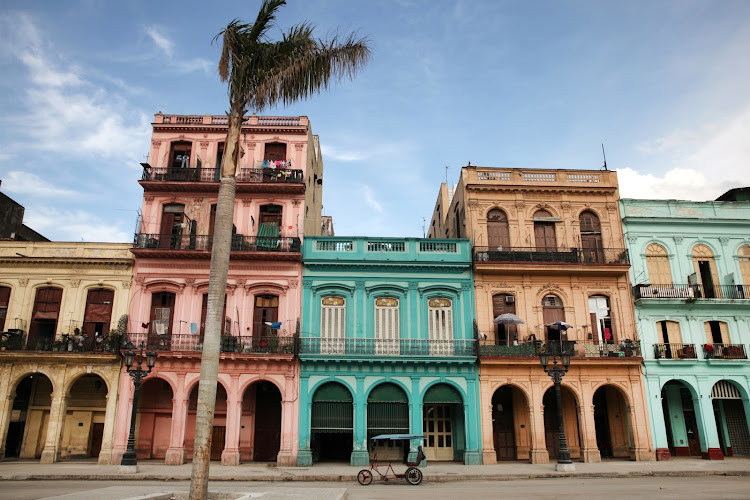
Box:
[463,377,482,464]
[111,369,133,464]
[221,376,241,465]
[694,394,723,460]
[350,376,369,466]
[296,376,313,466]
[480,380,497,464]
[97,382,121,464]
[277,375,297,466]
[40,392,67,464]
[0,375,13,461]
[529,402,550,464]
[408,377,424,465]
[579,401,600,462]
[165,375,186,465]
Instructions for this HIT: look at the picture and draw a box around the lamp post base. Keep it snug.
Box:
[119,464,138,474]
[555,462,576,472]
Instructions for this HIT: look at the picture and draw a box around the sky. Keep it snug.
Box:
[1,0,749,242]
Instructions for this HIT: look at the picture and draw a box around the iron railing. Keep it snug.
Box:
[634,284,750,300]
[123,333,297,354]
[0,332,123,353]
[654,343,697,359]
[478,339,641,358]
[474,246,629,265]
[298,338,476,357]
[703,343,747,360]
[133,234,301,253]
[141,167,303,184]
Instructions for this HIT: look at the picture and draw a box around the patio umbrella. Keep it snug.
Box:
[547,321,572,330]
[493,313,525,325]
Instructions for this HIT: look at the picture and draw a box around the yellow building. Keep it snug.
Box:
[428,166,655,464]
[0,242,133,463]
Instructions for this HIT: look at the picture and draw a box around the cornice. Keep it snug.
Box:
[0,257,133,269]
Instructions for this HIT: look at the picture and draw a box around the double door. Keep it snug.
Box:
[423,404,454,461]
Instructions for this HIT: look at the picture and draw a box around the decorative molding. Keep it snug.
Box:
[248,142,257,150]
[242,199,252,206]
[491,283,516,289]
[515,201,525,210]
[144,196,154,203]
[289,279,299,289]
[292,199,302,206]
[184,278,196,288]
[409,281,418,290]
[606,203,616,212]
[719,236,730,246]
[235,279,247,287]
[151,140,161,148]
[193,197,203,204]
[19,278,29,287]
[561,202,571,210]
[467,200,479,208]
[122,280,132,289]
[226,284,237,296]
[461,282,471,290]
[70,279,81,288]
[135,276,146,287]
[673,236,684,245]
[356,280,366,288]
[295,143,304,151]
[627,235,638,243]
[199,141,209,149]
[303,280,312,289]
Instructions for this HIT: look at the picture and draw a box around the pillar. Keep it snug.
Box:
[40,392,66,463]
[0,380,13,461]
[407,377,425,465]
[480,382,497,464]
[350,377,369,466]
[648,378,671,460]
[463,378,482,464]
[296,375,312,466]
[529,380,549,464]
[165,375,186,465]
[97,380,121,464]
[111,368,133,464]
[277,375,297,466]
[579,401,600,462]
[221,376,241,465]
[694,395,723,460]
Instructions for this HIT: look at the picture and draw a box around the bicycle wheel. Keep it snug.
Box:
[404,466,423,485]
[357,469,373,485]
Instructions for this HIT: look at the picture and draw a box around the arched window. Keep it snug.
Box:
[428,298,454,356]
[579,211,603,263]
[150,291,175,336]
[254,294,279,336]
[542,294,564,342]
[0,286,10,332]
[534,210,557,252]
[655,321,684,359]
[646,244,672,285]
[492,293,516,345]
[374,297,400,354]
[487,209,510,250]
[738,245,750,289]
[321,296,346,354]
[692,244,720,298]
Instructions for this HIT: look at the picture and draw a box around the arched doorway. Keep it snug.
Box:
[579,210,603,263]
[241,381,282,462]
[711,380,750,456]
[492,385,531,461]
[543,385,581,460]
[661,380,701,456]
[423,383,464,461]
[186,383,228,461]
[310,382,353,462]
[692,244,720,298]
[4,373,53,459]
[63,375,108,459]
[368,383,409,461]
[487,209,510,249]
[136,377,173,460]
[592,385,632,459]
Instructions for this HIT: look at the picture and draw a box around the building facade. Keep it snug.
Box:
[297,237,481,466]
[112,113,323,466]
[621,197,750,460]
[429,166,655,464]
[0,241,133,464]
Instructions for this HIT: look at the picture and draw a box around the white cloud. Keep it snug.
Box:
[23,206,131,243]
[2,171,79,198]
[144,25,174,58]
[359,183,384,213]
[618,167,718,201]
[143,24,212,74]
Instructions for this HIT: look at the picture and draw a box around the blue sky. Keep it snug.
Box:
[1,1,749,242]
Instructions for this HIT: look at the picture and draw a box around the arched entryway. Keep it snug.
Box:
[422,383,465,461]
[711,380,750,457]
[592,385,632,459]
[543,385,581,460]
[62,374,108,459]
[135,377,173,460]
[491,385,530,461]
[661,380,701,457]
[185,383,228,461]
[368,383,409,461]
[310,382,353,462]
[4,373,53,459]
[240,381,282,462]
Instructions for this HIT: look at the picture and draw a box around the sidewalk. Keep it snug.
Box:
[1,457,749,483]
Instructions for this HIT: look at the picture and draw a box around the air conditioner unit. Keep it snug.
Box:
[505,296,515,304]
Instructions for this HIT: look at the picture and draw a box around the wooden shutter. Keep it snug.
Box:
[487,209,510,249]
[666,321,682,344]
[719,322,730,344]
[0,286,10,331]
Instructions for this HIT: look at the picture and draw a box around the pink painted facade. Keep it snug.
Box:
[112,113,324,465]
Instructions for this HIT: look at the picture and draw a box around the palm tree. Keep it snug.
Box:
[189,2,370,497]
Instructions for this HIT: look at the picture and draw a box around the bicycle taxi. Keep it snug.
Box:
[357,433,425,486]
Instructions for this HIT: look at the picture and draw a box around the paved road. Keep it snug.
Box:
[3,477,750,500]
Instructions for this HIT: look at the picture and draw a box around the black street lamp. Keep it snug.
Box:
[121,341,157,469]
[539,347,575,471]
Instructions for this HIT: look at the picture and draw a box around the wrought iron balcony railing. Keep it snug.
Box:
[0,331,123,353]
[478,339,641,358]
[124,333,297,355]
[141,166,304,184]
[133,234,301,253]
[703,343,747,360]
[634,283,750,300]
[654,343,697,359]
[298,337,476,357]
[474,246,629,265]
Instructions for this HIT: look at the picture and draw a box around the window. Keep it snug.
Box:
[534,210,557,252]
[588,295,615,344]
[0,286,10,332]
[159,204,188,249]
[28,287,63,350]
[150,292,175,336]
[200,293,229,338]
[579,211,603,262]
[492,294,516,345]
[374,297,399,354]
[169,141,192,169]
[542,294,564,342]
[321,296,346,354]
[704,320,729,345]
[83,289,114,340]
[487,209,510,250]
[739,245,750,287]
[646,244,672,285]
[428,298,453,355]
[258,204,283,242]
[263,142,287,163]
[253,294,279,337]
[692,244,720,298]
[656,321,684,359]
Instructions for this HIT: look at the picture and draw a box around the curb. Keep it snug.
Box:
[2,469,748,482]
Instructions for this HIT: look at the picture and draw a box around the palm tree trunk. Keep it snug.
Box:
[189,111,242,500]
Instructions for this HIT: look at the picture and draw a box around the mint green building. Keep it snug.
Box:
[297,237,481,466]
[621,193,750,460]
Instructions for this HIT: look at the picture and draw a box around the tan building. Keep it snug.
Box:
[428,166,655,464]
[0,242,133,463]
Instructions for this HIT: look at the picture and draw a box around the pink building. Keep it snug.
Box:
[112,113,323,466]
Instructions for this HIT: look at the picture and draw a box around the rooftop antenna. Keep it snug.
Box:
[601,143,608,171]
[444,165,449,185]
[422,217,426,238]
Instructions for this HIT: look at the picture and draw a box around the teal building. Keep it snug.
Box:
[297,237,481,466]
[621,194,750,460]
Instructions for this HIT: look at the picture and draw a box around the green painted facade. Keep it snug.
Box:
[621,198,750,459]
[297,237,481,466]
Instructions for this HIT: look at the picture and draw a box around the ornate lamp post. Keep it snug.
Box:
[120,341,157,471]
[539,347,575,471]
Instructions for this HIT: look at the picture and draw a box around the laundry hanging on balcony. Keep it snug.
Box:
[264,321,282,329]
[257,222,280,250]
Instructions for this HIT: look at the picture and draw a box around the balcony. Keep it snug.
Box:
[478,339,641,358]
[654,343,698,359]
[298,338,476,357]
[473,246,629,265]
[124,333,297,355]
[703,343,747,360]
[0,331,122,353]
[139,165,304,194]
[131,234,301,260]
[634,284,750,301]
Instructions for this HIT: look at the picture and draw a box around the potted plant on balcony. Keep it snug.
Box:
[703,343,714,359]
